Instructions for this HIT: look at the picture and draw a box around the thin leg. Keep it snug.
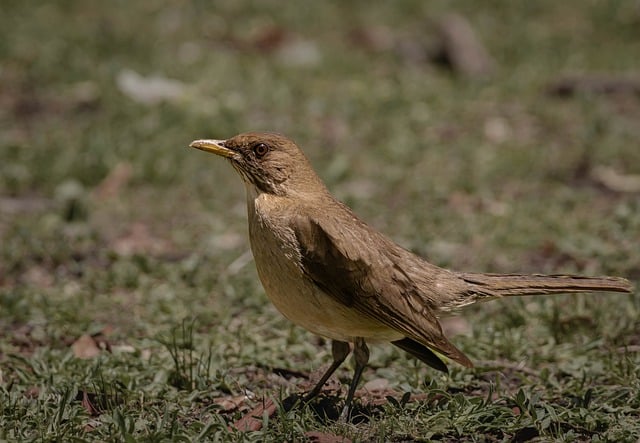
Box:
[341,337,369,420]
[304,340,351,402]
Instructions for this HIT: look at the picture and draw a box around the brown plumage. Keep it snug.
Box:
[189,132,633,416]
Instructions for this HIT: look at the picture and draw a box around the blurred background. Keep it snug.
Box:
[1,1,639,440]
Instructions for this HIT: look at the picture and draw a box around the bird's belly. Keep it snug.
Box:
[264,275,402,342]
[249,216,402,343]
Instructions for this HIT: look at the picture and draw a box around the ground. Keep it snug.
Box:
[1,1,639,441]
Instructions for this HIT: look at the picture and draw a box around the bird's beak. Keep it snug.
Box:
[189,139,235,158]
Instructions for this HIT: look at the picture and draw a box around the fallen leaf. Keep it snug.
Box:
[306,431,352,443]
[72,334,101,359]
[348,25,395,52]
[116,69,186,105]
[484,116,511,143]
[251,25,289,52]
[22,265,54,288]
[277,39,321,67]
[93,162,133,200]
[111,344,136,354]
[68,81,101,111]
[24,386,40,399]
[362,378,389,393]
[271,366,310,380]
[80,390,101,416]
[547,74,640,97]
[434,13,495,78]
[441,316,471,337]
[0,196,54,214]
[214,394,250,413]
[591,165,640,193]
[112,222,172,256]
[231,398,278,432]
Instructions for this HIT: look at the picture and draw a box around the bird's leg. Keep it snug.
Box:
[304,340,351,402]
[340,337,370,420]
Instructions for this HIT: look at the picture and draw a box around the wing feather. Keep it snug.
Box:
[292,214,473,369]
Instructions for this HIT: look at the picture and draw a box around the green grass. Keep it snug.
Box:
[1,1,639,441]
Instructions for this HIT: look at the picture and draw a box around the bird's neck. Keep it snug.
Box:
[244,179,333,207]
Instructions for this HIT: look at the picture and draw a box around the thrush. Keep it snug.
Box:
[189,132,633,416]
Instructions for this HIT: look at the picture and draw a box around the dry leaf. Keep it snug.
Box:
[112,222,171,256]
[348,25,395,52]
[116,69,186,105]
[24,386,40,399]
[435,13,495,78]
[231,398,278,432]
[591,166,640,193]
[213,394,249,413]
[547,74,640,97]
[441,316,471,337]
[93,162,133,200]
[80,390,101,416]
[306,431,352,443]
[277,39,321,67]
[362,378,389,393]
[72,334,101,359]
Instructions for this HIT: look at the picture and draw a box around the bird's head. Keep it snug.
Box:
[189,132,325,197]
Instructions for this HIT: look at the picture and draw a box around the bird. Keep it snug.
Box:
[188,132,633,417]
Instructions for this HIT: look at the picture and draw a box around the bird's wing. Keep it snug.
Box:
[291,214,473,369]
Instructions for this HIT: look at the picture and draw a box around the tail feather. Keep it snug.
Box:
[458,273,633,299]
[391,337,451,373]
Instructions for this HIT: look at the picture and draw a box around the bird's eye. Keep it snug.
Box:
[253,143,270,158]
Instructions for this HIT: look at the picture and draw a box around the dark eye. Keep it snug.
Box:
[253,143,269,158]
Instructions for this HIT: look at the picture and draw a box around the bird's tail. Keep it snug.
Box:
[454,272,633,304]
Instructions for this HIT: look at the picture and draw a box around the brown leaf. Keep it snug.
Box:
[434,13,495,78]
[547,74,640,97]
[362,378,389,393]
[441,316,471,337]
[111,222,171,256]
[348,26,395,52]
[213,394,249,413]
[302,365,342,396]
[72,334,101,359]
[231,398,278,432]
[306,431,352,443]
[93,162,133,200]
[22,265,54,288]
[591,166,640,193]
[116,70,186,105]
[80,390,101,416]
[251,26,290,52]
[91,333,113,353]
[24,386,40,399]
[355,384,401,406]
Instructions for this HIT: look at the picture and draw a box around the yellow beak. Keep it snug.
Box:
[189,139,234,158]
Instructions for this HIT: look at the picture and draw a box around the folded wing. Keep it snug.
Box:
[292,213,473,371]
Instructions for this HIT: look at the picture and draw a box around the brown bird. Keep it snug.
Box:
[189,132,633,416]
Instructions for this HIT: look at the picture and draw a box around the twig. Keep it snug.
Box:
[475,359,541,378]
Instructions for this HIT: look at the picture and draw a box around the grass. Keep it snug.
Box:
[1,0,639,441]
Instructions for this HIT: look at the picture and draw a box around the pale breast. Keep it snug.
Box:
[246,192,403,343]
